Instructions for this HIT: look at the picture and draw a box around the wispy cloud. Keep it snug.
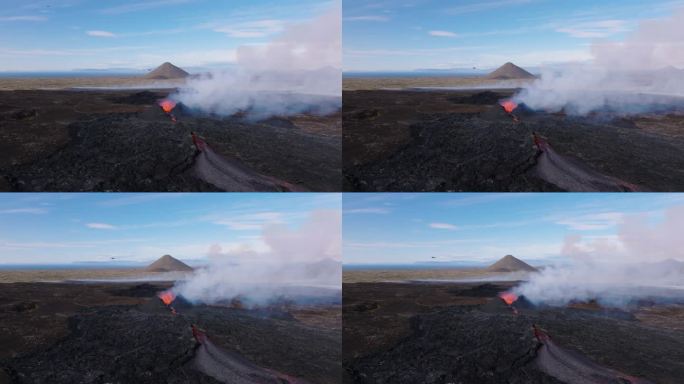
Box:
[0,208,48,214]
[98,194,187,207]
[556,19,629,38]
[344,15,389,22]
[346,239,483,249]
[429,222,458,230]
[0,46,151,58]
[443,193,535,207]
[446,0,535,15]
[86,223,117,230]
[211,19,284,38]
[429,30,458,38]
[554,212,624,231]
[87,30,117,38]
[0,15,48,22]
[99,0,194,15]
[344,208,391,214]
[0,238,148,250]
[211,212,284,230]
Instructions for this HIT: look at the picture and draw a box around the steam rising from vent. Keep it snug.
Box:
[174,210,341,306]
[172,3,341,120]
[515,205,684,307]
[514,8,684,115]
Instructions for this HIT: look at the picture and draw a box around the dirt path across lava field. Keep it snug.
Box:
[532,136,642,192]
[192,135,305,192]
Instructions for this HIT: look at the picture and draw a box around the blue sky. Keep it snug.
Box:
[344,0,684,71]
[343,193,684,265]
[0,193,340,265]
[0,0,333,72]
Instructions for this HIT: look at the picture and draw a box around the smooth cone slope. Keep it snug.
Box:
[486,254,537,272]
[145,254,193,272]
[145,62,189,79]
[486,62,535,80]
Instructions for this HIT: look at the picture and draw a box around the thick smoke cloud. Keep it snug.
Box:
[173,3,341,120]
[514,9,684,115]
[515,205,684,307]
[174,210,341,306]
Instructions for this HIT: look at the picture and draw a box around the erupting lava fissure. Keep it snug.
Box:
[499,291,518,306]
[158,290,176,306]
[500,100,518,114]
[499,291,519,314]
[499,99,520,122]
[159,99,178,122]
[159,99,176,113]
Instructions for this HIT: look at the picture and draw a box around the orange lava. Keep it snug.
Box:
[158,290,176,306]
[159,99,177,113]
[499,291,518,305]
[500,100,518,114]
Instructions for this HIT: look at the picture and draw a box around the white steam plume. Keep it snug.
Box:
[174,210,341,306]
[515,205,684,307]
[514,8,684,115]
[173,2,341,119]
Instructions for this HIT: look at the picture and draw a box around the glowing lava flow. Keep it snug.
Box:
[500,100,518,114]
[159,99,178,122]
[499,291,519,314]
[159,99,176,113]
[499,291,518,305]
[158,290,178,315]
[158,290,176,305]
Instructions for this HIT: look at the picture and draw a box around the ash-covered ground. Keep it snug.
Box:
[343,281,684,384]
[0,282,341,384]
[343,89,684,191]
[0,89,341,191]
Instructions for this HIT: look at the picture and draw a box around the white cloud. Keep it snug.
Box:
[87,30,116,38]
[211,211,284,231]
[0,238,147,250]
[0,208,47,214]
[446,0,534,15]
[344,15,389,22]
[556,19,629,38]
[86,223,117,230]
[100,0,193,14]
[429,222,459,230]
[0,16,47,22]
[346,238,482,249]
[344,208,390,214]
[212,19,284,38]
[429,30,458,38]
[555,212,624,231]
